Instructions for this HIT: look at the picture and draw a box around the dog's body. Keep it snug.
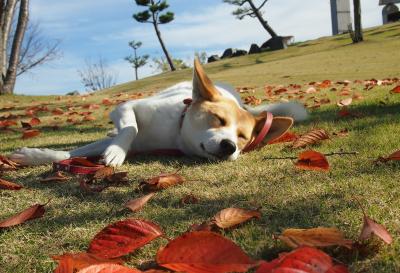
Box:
[10,60,307,167]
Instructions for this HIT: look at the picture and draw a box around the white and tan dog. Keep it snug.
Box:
[10,60,307,167]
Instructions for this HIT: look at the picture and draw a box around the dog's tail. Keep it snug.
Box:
[245,102,308,122]
[9,148,70,166]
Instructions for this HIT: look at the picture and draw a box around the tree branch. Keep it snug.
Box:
[264,151,359,160]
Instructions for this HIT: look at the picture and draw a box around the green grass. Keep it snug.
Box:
[1,23,400,273]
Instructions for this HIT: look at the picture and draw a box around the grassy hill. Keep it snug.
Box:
[1,23,400,273]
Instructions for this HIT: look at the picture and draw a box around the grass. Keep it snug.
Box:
[1,23,400,273]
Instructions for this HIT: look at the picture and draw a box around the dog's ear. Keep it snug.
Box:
[254,113,293,145]
[192,58,220,101]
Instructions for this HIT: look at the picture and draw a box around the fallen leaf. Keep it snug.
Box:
[93,167,114,180]
[0,203,47,229]
[390,85,400,93]
[0,178,23,190]
[76,264,142,273]
[255,246,348,273]
[0,155,20,171]
[333,128,349,137]
[52,108,64,115]
[22,129,40,139]
[337,98,353,107]
[278,227,353,249]
[359,215,393,244]
[125,193,156,212]
[105,172,129,185]
[156,231,256,273]
[268,132,298,144]
[295,150,330,172]
[88,219,164,258]
[53,252,124,273]
[139,173,185,192]
[79,179,108,193]
[377,150,400,162]
[292,129,329,149]
[180,194,199,206]
[40,171,70,183]
[213,208,261,229]
[0,120,17,128]
[188,221,215,232]
[305,87,317,94]
[29,117,41,125]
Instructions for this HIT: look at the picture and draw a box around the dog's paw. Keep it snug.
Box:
[9,148,69,165]
[103,145,127,167]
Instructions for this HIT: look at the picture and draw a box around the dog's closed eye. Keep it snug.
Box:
[213,114,227,127]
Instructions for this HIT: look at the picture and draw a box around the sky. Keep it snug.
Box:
[15,0,384,95]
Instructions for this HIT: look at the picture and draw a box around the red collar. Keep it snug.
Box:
[243,112,274,153]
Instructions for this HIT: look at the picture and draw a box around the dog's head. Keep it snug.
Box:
[180,59,293,160]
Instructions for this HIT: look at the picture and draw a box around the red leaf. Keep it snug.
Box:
[22,129,40,139]
[294,150,330,172]
[268,132,298,144]
[390,85,400,93]
[76,264,142,273]
[0,155,20,171]
[0,120,17,128]
[88,219,164,258]
[156,231,256,273]
[125,193,156,212]
[30,117,41,125]
[255,246,349,273]
[52,252,124,273]
[0,178,23,190]
[359,215,393,244]
[0,203,46,228]
[139,173,185,192]
[52,108,64,115]
[377,150,400,162]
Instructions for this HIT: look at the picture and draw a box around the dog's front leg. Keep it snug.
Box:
[104,102,138,166]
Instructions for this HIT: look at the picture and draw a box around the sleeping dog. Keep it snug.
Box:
[10,59,307,167]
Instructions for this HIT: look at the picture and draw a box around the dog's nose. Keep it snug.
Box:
[220,139,236,156]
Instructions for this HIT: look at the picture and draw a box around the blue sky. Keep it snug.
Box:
[15,0,384,95]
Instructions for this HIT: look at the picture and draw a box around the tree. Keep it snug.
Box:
[77,57,118,92]
[223,0,278,38]
[351,0,363,43]
[195,51,208,64]
[151,57,188,73]
[1,0,29,95]
[125,40,149,80]
[1,0,60,95]
[133,0,176,71]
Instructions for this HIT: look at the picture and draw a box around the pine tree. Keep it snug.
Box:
[133,0,176,71]
[223,0,278,38]
[125,41,149,80]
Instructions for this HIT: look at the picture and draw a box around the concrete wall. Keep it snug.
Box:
[330,0,352,35]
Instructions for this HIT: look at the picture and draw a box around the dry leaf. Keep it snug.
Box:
[359,215,393,245]
[139,173,185,192]
[337,98,353,107]
[213,208,261,229]
[156,231,256,273]
[390,85,400,93]
[268,132,298,144]
[40,171,70,182]
[278,227,353,249]
[88,219,164,258]
[52,252,124,273]
[125,193,156,212]
[0,203,46,228]
[93,167,114,180]
[52,108,64,115]
[376,150,400,163]
[333,128,349,137]
[292,129,329,149]
[76,264,142,273]
[255,246,349,273]
[295,150,330,172]
[0,155,20,171]
[180,194,199,206]
[22,129,40,139]
[0,178,23,190]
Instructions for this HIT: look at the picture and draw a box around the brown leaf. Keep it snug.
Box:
[0,203,46,228]
[268,131,298,145]
[337,98,353,107]
[125,193,156,212]
[292,129,329,149]
[79,179,108,193]
[377,150,400,162]
[333,128,349,137]
[52,252,124,273]
[139,173,185,192]
[180,194,199,206]
[359,215,393,244]
[93,167,114,180]
[295,150,330,172]
[52,108,64,115]
[0,155,20,171]
[188,221,216,232]
[0,178,23,190]
[29,117,41,125]
[156,231,256,273]
[213,208,261,229]
[88,219,164,258]
[40,171,70,183]
[106,172,129,184]
[278,227,353,249]
[22,129,40,139]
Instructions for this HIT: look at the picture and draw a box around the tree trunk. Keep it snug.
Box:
[353,0,363,43]
[247,0,277,38]
[134,67,138,81]
[1,0,29,95]
[152,20,175,71]
[133,47,139,80]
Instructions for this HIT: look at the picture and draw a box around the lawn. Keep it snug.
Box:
[1,23,400,273]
